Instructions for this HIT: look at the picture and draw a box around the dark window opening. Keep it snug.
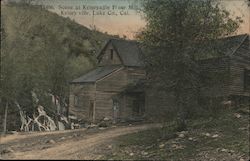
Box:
[89,100,94,119]
[110,49,114,60]
[244,69,250,90]
[132,94,145,116]
[133,100,140,115]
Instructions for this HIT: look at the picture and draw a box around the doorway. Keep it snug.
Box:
[132,93,145,117]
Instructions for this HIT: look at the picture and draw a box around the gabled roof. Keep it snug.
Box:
[197,34,249,60]
[220,34,249,56]
[71,65,122,83]
[98,39,144,67]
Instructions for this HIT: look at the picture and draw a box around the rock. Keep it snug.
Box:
[141,151,148,155]
[129,152,134,156]
[180,131,188,134]
[239,159,245,161]
[60,137,66,140]
[99,127,106,130]
[87,124,97,129]
[159,143,165,148]
[172,144,185,150]
[103,117,110,121]
[203,133,211,137]
[46,139,56,144]
[188,137,193,141]
[1,147,14,154]
[221,148,228,152]
[234,113,241,118]
[178,133,185,138]
[212,134,219,138]
[238,127,247,131]
[172,144,178,148]
[129,124,132,126]
[108,145,112,149]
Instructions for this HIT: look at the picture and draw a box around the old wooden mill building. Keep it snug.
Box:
[69,34,250,123]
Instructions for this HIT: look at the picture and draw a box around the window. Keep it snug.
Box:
[110,49,114,60]
[244,69,250,90]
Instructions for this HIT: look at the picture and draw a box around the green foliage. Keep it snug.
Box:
[0,2,110,119]
[137,0,242,126]
[102,107,249,160]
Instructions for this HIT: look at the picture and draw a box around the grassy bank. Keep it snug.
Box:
[99,106,249,160]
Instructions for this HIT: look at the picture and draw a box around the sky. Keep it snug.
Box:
[4,0,250,39]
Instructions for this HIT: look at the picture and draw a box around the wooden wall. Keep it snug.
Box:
[127,67,146,84]
[95,68,127,121]
[99,43,122,66]
[70,65,146,123]
[95,67,146,121]
[199,57,231,97]
[229,37,250,97]
[69,83,96,121]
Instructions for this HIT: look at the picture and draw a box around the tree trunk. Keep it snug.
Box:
[176,107,187,132]
[175,94,187,132]
[3,101,9,135]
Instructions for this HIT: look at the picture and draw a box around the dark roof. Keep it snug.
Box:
[71,65,122,83]
[98,39,144,67]
[220,34,249,56]
[197,34,249,60]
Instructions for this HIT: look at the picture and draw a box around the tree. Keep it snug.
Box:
[138,0,242,130]
[1,2,100,132]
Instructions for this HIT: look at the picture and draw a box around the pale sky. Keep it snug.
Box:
[4,0,250,39]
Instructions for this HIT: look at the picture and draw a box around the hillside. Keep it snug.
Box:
[0,2,113,130]
[1,2,112,60]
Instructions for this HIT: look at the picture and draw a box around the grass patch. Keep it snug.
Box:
[100,106,249,160]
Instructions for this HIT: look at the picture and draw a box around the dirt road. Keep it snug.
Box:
[0,123,161,160]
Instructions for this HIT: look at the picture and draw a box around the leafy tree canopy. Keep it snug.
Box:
[137,0,242,130]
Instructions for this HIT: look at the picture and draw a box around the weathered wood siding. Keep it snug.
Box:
[95,68,126,120]
[127,67,146,84]
[99,43,122,66]
[69,83,96,121]
[229,37,250,97]
[199,57,231,97]
[94,67,146,121]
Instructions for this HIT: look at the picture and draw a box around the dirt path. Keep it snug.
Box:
[0,123,161,160]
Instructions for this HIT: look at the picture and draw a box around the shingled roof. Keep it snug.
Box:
[98,39,144,67]
[220,34,249,56]
[71,65,122,83]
